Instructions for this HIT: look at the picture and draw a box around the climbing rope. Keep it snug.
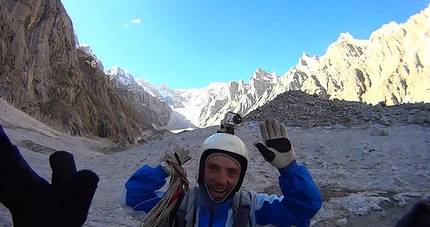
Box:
[140,152,189,227]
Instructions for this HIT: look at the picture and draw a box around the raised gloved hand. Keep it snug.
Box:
[161,144,191,176]
[253,118,296,169]
[0,124,99,227]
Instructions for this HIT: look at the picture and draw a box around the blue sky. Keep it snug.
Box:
[61,0,428,89]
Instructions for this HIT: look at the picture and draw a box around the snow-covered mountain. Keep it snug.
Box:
[105,67,135,86]
[131,68,281,130]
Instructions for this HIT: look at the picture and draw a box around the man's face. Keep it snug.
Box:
[203,154,240,202]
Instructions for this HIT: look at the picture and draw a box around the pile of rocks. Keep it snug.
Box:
[245,90,430,128]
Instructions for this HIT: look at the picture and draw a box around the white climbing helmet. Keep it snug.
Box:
[196,133,249,202]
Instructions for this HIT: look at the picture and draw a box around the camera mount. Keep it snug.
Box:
[217,111,242,135]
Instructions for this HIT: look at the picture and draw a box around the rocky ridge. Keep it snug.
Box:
[152,5,430,129]
[268,5,430,106]
[156,68,280,128]
[245,90,430,129]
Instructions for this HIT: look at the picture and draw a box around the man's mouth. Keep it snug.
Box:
[213,188,226,194]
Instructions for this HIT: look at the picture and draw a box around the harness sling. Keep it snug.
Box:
[232,190,252,227]
[173,188,196,227]
[174,188,252,227]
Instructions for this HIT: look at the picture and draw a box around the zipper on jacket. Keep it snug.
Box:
[208,209,214,227]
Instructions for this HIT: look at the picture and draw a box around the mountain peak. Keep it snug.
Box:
[78,43,104,70]
[252,68,279,84]
[337,32,354,42]
[160,83,171,90]
[105,67,135,86]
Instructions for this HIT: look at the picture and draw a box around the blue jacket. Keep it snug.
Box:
[120,160,322,227]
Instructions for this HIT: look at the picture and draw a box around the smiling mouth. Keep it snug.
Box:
[213,188,226,194]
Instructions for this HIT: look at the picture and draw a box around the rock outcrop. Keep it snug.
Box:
[0,0,157,143]
[275,6,430,106]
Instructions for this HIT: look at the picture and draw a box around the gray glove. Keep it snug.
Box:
[161,144,191,176]
[253,118,296,169]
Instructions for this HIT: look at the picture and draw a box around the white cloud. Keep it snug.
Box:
[123,24,129,28]
[132,18,141,24]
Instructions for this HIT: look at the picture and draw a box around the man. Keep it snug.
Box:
[120,118,322,226]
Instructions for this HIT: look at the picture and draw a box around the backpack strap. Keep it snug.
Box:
[232,190,252,227]
[174,187,197,227]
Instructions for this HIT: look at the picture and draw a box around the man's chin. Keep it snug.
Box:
[209,190,229,202]
[211,193,226,202]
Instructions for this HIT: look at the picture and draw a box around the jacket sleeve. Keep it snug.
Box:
[253,160,323,227]
[119,164,168,220]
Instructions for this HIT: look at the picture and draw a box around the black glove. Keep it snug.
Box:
[394,199,430,227]
[253,118,296,169]
[0,125,99,227]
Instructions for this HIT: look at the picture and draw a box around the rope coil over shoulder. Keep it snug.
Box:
[140,152,189,227]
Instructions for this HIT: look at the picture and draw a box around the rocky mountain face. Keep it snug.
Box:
[197,68,279,127]
[105,67,171,127]
[271,6,430,105]
[0,0,166,143]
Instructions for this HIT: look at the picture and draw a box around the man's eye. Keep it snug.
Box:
[228,170,238,176]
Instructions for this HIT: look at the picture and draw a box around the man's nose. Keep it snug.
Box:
[214,171,228,184]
